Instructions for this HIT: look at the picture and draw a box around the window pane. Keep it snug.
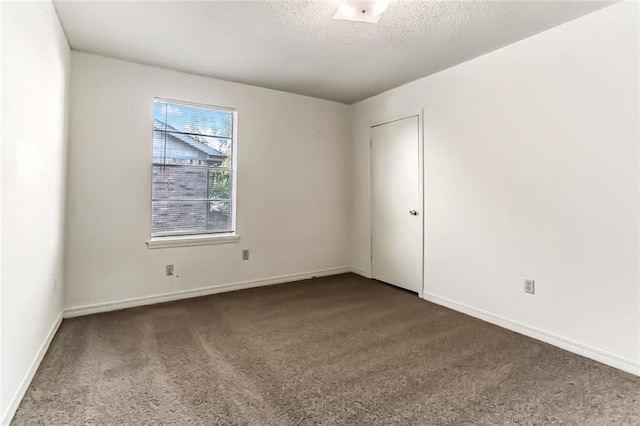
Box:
[152,200,232,237]
[153,101,233,139]
[153,131,230,165]
[153,165,210,201]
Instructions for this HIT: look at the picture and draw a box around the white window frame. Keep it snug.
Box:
[146,98,239,249]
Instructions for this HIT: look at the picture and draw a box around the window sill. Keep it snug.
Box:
[146,233,240,249]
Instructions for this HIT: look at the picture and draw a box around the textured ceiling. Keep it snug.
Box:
[54,0,613,104]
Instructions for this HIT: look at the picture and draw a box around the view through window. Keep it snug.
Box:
[151,99,236,237]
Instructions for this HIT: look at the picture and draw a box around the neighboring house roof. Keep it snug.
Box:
[154,119,226,159]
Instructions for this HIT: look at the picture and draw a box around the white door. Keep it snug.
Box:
[371,116,422,293]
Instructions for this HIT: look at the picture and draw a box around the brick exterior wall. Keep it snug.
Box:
[152,158,209,236]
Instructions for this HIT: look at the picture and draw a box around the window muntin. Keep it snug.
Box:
[151,99,236,238]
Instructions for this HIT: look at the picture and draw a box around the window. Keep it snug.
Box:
[150,99,237,241]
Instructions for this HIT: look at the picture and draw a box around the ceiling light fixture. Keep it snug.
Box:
[333,0,390,24]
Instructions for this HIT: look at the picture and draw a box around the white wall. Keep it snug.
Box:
[0,1,4,417]
[65,52,351,310]
[1,1,69,421]
[351,2,640,371]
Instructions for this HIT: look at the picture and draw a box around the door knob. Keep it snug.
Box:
[409,210,418,216]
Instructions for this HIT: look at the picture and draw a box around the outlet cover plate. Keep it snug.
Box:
[524,279,535,294]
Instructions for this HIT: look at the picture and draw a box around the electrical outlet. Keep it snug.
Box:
[242,249,249,260]
[524,279,535,294]
[166,264,174,276]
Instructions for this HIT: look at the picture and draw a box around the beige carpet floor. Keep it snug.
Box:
[13,273,640,425]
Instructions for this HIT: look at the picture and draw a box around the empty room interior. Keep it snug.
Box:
[2,0,640,424]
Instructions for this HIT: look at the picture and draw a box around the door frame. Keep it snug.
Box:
[369,111,425,297]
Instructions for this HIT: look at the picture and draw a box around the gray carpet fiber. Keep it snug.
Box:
[13,274,640,425]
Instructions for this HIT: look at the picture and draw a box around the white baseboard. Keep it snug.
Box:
[1,313,63,426]
[423,292,640,376]
[349,266,371,278]
[64,266,352,318]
